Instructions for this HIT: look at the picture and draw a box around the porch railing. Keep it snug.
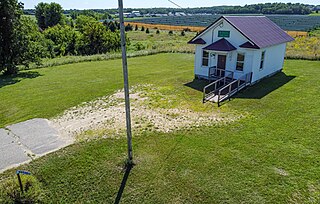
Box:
[208,66,234,79]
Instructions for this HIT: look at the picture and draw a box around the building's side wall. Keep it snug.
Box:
[251,43,287,83]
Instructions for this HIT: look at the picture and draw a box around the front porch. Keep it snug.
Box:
[202,68,253,106]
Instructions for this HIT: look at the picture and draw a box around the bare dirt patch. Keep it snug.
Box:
[51,85,239,141]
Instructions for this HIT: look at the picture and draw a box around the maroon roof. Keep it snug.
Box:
[224,16,294,48]
[203,38,236,52]
[189,16,294,49]
[188,38,206,45]
[239,41,260,49]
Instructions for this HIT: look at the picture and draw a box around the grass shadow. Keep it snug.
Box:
[234,72,296,99]
[0,71,42,89]
[184,78,211,92]
[114,163,133,204]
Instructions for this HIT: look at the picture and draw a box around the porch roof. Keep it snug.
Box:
[203,38,237,52]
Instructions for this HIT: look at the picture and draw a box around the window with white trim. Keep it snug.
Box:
[236,53,245,71]
[202,50,209,67]
[260,51,266,70]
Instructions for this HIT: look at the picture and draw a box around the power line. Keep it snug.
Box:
[168,0,183,8]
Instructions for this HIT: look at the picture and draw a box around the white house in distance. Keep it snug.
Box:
[188,16,294,104]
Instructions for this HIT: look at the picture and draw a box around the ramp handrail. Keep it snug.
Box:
[203,72,233,103]
[217,72,252,106]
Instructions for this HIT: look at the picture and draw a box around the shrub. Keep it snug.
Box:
[0,175,47,203]
[156,29,160,34]
[135,24,138,31]
[44,24,81,57]
[168,30,173,35]
[146,28,150,34]
[181,31,185,36]
[141,26,145,31]
[125,24,133,31]
[132,42,146,51]
[79,22,121,55]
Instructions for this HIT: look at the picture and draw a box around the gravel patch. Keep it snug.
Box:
[51,85,238,140]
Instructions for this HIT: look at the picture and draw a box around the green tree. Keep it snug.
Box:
[35,2,46,30]
[101,12,112,20]
[75,15,96,32]
[79,22,121,55]
[0,0,23,74]
[44,25,81,57]
[13,16,49,69]
[35,2,63,30]
[0,0,46,74]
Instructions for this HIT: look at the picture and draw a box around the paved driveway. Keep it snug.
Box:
[0,118,73,172]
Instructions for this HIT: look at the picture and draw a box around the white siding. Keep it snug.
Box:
[198,19,249,47]
[251,43,287,83]
[194,45,209,77]
[194,19,253,79]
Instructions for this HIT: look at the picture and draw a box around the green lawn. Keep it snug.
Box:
[1,54,320,203]
[0,53,203,127]
[126,29,195,53]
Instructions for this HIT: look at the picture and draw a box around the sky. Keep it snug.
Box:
[22,0,319,9]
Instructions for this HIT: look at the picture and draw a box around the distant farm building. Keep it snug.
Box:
[188,16,294,104]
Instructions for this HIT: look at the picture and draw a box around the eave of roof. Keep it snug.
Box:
[187,16,224,44]
[188,38,206,45]
[239,41,260,49]
[203,38,237,52]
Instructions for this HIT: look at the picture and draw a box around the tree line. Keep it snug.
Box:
[134,3,312,15]
[23,3,315,16]
[0,1,121,75]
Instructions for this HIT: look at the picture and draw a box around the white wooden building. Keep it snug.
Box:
[188,16,294,104]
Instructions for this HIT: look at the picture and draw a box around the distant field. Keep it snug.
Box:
[126,15,320,32]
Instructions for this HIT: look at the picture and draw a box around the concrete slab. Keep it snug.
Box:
[7,118,68,155]
[0,128,30,171]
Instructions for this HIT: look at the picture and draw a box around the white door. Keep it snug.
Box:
[209,52,216,68]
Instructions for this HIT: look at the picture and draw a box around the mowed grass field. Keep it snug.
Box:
[0,53,199,127]
[0,54,320,203]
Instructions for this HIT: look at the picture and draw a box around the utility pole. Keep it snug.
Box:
[118,0,133,164]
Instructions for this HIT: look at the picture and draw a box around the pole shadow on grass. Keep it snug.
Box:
[0,71,42,89]
[114,163,133,204]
